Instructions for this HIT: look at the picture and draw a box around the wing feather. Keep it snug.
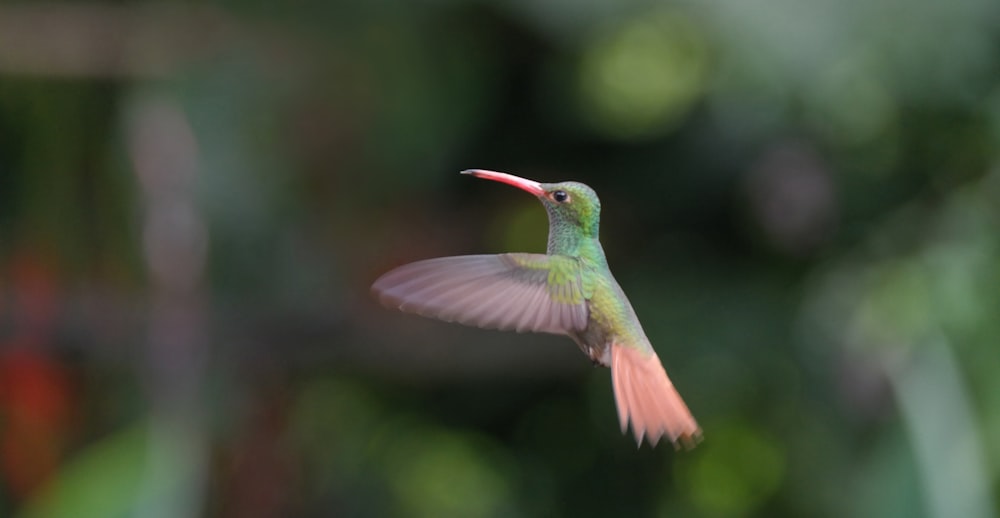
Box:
[372,254,588,335]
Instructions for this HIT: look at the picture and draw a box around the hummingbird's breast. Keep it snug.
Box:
[570,266,650,367]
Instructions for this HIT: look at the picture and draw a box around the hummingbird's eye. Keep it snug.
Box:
[551,190,570,203]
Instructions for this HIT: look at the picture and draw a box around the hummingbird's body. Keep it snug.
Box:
[372,170,701,447]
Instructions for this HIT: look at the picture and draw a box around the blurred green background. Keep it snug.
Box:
[0,0,998,517]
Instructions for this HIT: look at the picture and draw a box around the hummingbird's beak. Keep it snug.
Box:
[462,169,545,196]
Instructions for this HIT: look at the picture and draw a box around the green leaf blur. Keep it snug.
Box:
[0,1,997,517]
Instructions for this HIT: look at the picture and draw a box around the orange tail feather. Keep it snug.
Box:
[611,343,701,448]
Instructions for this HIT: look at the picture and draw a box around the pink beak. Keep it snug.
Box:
[462,169,545,196]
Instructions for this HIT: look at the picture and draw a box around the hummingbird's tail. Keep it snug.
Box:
[611,343,702,448]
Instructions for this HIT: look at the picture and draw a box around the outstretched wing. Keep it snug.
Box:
[371,254,589,334]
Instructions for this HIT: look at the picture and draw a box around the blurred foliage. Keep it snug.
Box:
[0,0,998,517]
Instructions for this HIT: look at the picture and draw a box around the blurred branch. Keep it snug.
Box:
[44,289,586,382]
[128,95,209,517]
[0,3,305,78]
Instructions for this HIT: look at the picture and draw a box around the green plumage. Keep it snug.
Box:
[372,170,700,447]
[529,180,652,361]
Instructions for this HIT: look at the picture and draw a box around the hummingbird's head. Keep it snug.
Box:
[461,170,601,238]
[536,181,601,238]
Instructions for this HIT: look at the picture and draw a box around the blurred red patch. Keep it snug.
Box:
[0,347,74,498]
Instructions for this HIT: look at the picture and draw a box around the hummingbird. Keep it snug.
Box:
[371,170,701,448]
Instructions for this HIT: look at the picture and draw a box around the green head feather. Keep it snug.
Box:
[537,181,602,256]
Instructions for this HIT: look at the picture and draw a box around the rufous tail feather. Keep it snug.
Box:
[611,343,701,448]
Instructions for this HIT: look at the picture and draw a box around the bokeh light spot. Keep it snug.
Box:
[577,10,709,139]
[380,423,513,518]
[804,55,897,147]
[678,423,785,517]
[855,259,932,348]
